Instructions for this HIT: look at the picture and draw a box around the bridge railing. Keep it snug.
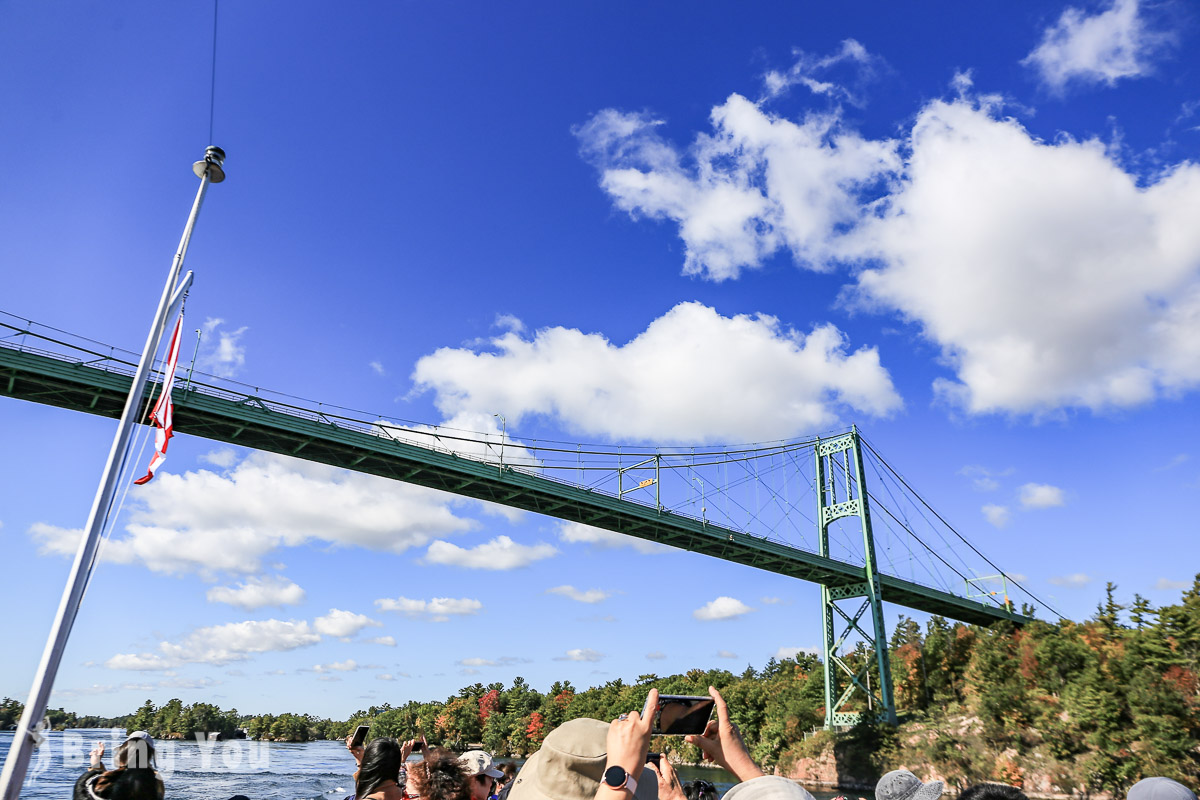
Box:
[1,312,1045,619]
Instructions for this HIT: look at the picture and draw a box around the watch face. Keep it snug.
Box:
[603,766,627,788]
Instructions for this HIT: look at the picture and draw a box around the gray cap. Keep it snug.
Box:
[876,770,944,800]
[124,731,154,746]
[1128,779,1197,800]
[724,776,816,800]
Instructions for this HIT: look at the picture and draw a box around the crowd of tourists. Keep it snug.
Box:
[72,687,1197,800]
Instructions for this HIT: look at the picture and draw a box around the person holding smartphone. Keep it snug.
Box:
[346,729,415,800]
[668,686,813,800]
[74,732,163,800]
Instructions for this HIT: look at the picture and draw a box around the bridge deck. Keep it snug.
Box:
[0,343,1031,627]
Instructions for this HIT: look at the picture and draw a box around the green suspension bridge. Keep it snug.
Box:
[0,311,1056,730]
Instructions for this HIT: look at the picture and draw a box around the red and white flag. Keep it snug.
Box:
[134,317,184,485]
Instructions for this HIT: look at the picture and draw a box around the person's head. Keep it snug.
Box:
[458,750,505,800]
[506,718,656,800]
[405,750,471,800]
[1128,779,1198,800]
[115,731,156,770]
[723,776,815,800]
[356,738,405,800]
[499,762,518,785]
[958,785,1026,800]
[684,780,719,800]
[875,771,944,800]
[92,732,163,800]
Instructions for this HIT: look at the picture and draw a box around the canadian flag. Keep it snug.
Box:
[134,317,184,485]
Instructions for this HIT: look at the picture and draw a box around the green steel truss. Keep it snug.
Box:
[0,342,1031,723]
[816,430,897,728]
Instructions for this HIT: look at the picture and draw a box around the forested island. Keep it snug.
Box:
[4,578,1196,797]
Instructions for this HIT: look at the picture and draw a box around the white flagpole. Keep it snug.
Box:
[0,146,226,800]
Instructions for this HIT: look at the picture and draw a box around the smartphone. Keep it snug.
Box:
[642,694,715,736]
[412,742,424,753]
[646,753,662,768]
[351,725,370,748]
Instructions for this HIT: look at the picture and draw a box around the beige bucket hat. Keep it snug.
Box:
[507,718,657,800]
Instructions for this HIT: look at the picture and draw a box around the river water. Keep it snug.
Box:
[0,730,848,800]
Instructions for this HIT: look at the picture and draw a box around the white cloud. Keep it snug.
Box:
[558,522,672,554]
[200,448,238,469]
[105,653,176,671]
[1155,578,1189,591]
[982,504,1011,529]
[494,313,525,333]
[577,61,1200,418]
[375,596,483,622]
[1019,483,1066,509]
[370,360,385,376]
[108,618,322,670]
[376,673,397,681]
[206,575,306,611]
[1154,453,1190,472]
[760,597,783,605]
[1049,573,1093,587]
[313,659,358,673]
[846,98,1200,416]
[645,651,667,660]
[425,535,557,570]
[413,303,900,444]
[200,318,248,378]
[313,609,382,639]
[458,657,497,667]
[31,451,481,575]
[1022,0,1172,92]
[959,465,1013,492]
[693,597,755,621]
[575,90,899,281]
[368,636,397,647]
[774,646,819,661]
[716,650,739,659]
[555,648,605,662]
[159,677,221,690]
[762,39,881,106]
[547,585,611,604]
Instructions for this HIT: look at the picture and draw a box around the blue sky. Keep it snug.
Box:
[2,0,1199,720]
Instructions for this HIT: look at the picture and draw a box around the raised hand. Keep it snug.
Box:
[605,688,657,784]
[645,758,685,800]
[345,733,365,765]
[683,686,763,782]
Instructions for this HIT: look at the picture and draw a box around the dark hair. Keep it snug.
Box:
[91,739,162,799]
[684,780,719,800]
[499,762,518,782]
[406,751,470,800]
[959,785,1028,800]
[115,739,155,770]
[356,739,405,799]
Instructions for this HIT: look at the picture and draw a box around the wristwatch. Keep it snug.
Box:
[603,766,637,794]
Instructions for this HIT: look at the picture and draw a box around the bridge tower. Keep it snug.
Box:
[816,427,898,728]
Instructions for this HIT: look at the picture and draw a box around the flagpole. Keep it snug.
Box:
[0,146,226,800]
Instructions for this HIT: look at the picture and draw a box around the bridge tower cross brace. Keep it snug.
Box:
[816,427,898,729]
